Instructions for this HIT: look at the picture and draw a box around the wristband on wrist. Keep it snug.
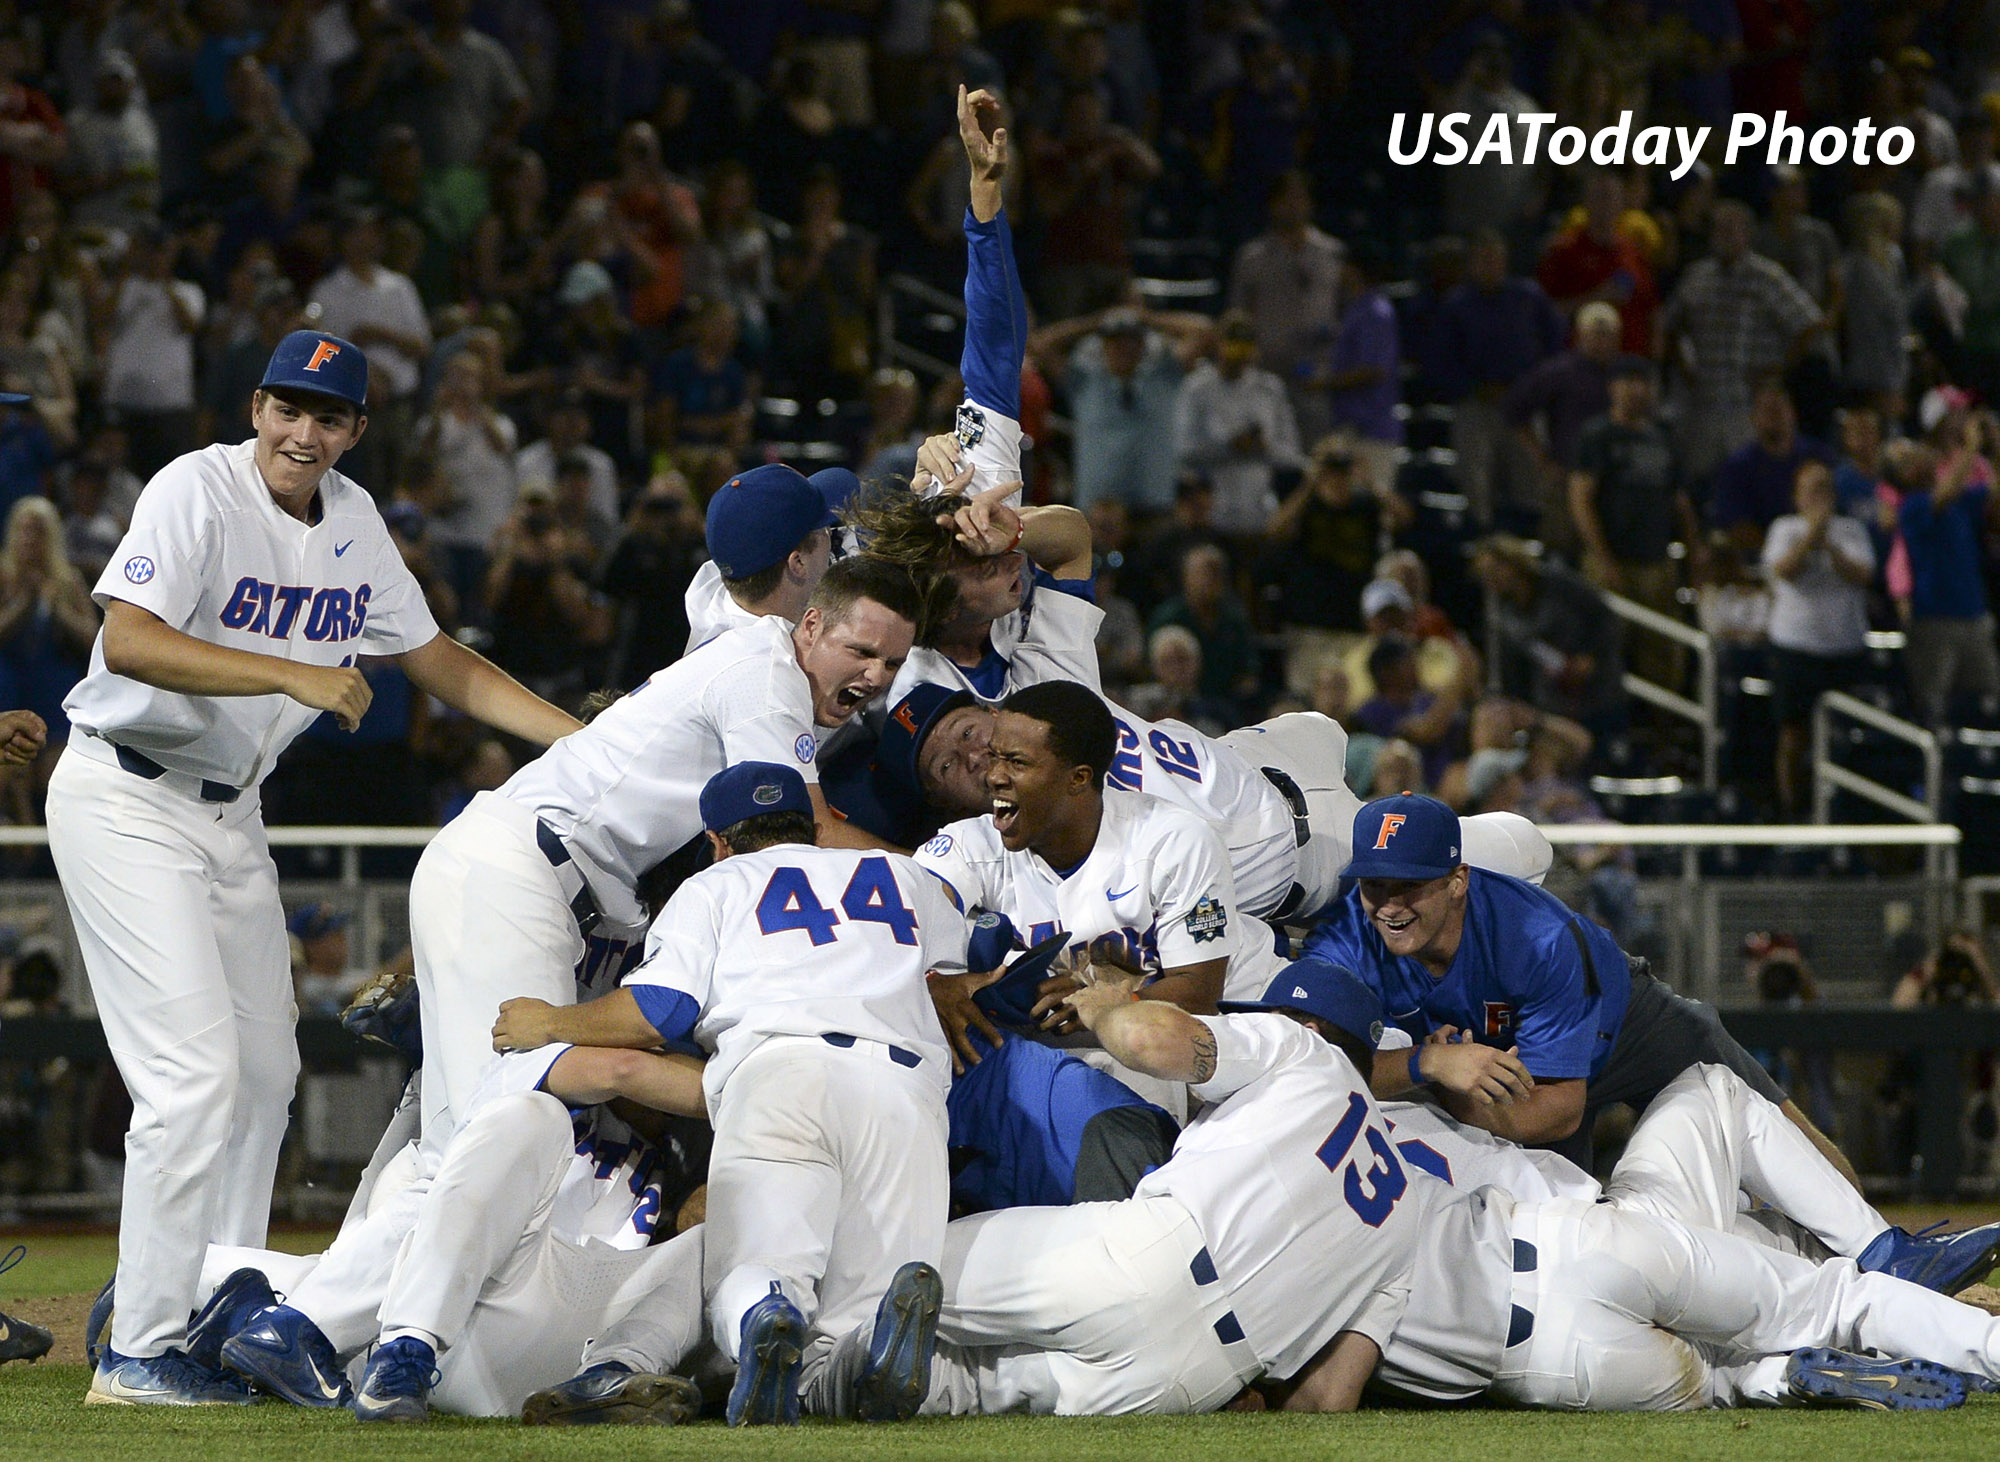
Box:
[1004,518,1024,554]
[1407,1047,1426,1087]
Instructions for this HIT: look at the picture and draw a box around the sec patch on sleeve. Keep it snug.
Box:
[124,555,156,584]
[794,732,817,764]
[1186,896,1228,943]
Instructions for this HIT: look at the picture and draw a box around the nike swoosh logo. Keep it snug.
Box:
[334,540,353,557]
[1106,885,1137,901]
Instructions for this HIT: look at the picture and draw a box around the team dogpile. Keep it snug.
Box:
[41,89,2000,1427]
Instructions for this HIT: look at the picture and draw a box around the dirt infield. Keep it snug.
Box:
[5,1292,91,1367]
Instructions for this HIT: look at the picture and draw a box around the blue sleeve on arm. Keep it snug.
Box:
[1029,565,1096,603]
[1506,930,1606,1079]
[629,985,700,1045]
[962,208,1026,421]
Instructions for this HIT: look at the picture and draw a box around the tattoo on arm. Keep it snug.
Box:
[1190,1024,1217,1084]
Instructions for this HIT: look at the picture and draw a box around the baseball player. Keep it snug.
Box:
[490,761,967,1426]
[172,1042,710,1420]
[1381,1062,2000,1293]
[48,330,580,1406]
[912,682,1292,1095]
[874,682,1553,918]
[1304,793,1861,1183]
[681,464,859,654]
[910,959,1443,1416]
[411,554,924,1169]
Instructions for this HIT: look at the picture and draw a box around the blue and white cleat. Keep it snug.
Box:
[1858,1220,2000,1295]
[88,1348,258,1406]
[184,1268,278,1372]
[219,1303,353,1408]
[1785,1347,1965,1411]
[521,1362,703,1426]
[352,1336,439,1423]
[726,1286,806,1427]
[84,1276,114,1370]
[854,1261,942,1422]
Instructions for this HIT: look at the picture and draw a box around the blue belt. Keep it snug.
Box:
[112,742,239,803]
[1189,1246,1248,1349]
[534,820,603,935]
[820,1032,922,1067]
[1507,1239,1536,1348]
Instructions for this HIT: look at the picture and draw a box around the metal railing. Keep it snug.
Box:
[1602,589,1720,790]
[878,272,964,383]
[1811,689,1943,831]
[1483,575,1720,790]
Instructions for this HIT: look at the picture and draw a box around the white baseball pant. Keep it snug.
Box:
[1606,1064,1887,1261]
[702,1037,949,1407]
[1219,711,1359,918]
[920,1194,1262,1415]
[375,1089,705,1416]
[408,791,582,1157]
[1495,1196,2000,1410]
[47,744,297,1358]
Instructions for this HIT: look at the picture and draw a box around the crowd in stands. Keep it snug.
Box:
[0,0,1993,876]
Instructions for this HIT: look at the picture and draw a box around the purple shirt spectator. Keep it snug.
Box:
[1505,348,1614,468]
[1324,286,1402,445]
[1433,277,1565,399]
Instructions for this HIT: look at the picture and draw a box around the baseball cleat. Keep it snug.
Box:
[0,1309,52,1366]
[0,1246,51,1365]
[84,1275,114,1370]
[1857,1220,2000,1295]
[220,1303,353,1408]
[1785,1347,1965,1411]
[184,1267,278,1372]
[726,1286,806,1427]
[854,1261,942,1422]
[88,1348,258,1406]
[352,1336,439,1423]
[522,1362,702,1426]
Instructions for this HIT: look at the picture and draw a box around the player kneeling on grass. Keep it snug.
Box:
[166,1041,710,1420]
[495,761,965,1427]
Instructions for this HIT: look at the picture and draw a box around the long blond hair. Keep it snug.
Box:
[1,495,83,598]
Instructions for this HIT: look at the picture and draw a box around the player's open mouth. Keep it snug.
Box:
[991,797,1020,834]
[835,685,868,712]
[280,450,317,464]
[1380,913,1416,934]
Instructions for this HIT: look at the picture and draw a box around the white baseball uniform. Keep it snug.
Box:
[621,842,965,1400]
[47,439,440,1359]
[1369,1064,1985,1411]
[408,614,823,1156]
[915,789,1291,1005]
[890,574,1104,711]
[918,1013,1482,1415]
[197,1048,706,1416]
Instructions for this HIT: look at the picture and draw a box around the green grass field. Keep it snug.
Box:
[7,1232,2000,1462]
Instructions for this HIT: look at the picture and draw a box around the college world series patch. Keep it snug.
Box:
[1185,896,1227,943]
[955,402,986,449]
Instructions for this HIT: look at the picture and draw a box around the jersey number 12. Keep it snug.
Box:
[755,857,920,946]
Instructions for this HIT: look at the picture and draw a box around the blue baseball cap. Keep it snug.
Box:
[700,761,813,832]
[260,330,368,408]
[287,902,349,941]
[1341,792,1463,881]
[705,463,838,580]
[809,466,860,515]
[877,683,976,804]
[1217,957,1387,1051]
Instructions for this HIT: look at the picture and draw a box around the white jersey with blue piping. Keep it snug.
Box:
[64,439,439,788]
[499,616,822,927]
[951,205,1028,499]
[620,843,967,1108]
[914,788,1288,1001]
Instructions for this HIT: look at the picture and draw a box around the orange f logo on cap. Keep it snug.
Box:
[893,703,919,734]
[1372,813,1408,850]
[304,340,341,373]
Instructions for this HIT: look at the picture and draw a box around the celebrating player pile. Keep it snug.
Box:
[52,82,2000,1430]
